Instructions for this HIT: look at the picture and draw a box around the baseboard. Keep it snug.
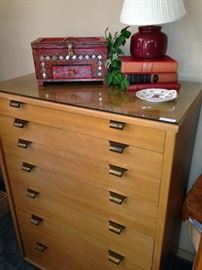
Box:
[177,248,195,262]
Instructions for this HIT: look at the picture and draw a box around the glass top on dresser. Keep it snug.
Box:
[0,74,201,124]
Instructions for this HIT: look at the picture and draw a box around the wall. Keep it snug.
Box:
[0,0,202,259]
[0,0,125,80]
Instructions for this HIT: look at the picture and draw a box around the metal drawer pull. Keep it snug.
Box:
[17,138,32,148]
[30,214,43,225]
[109,164,127,177]
[108,250,125,265]
[109,120,125,130]
[35,242,47,253]
[9,100,23,108]
[26,188,39,199]
[109,191,127,204]
[109,220,125,234]
[109,141,128,154]
[13,118,28,128]
[21,162,35,172]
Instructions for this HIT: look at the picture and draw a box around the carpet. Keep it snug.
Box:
[0,212,38,270]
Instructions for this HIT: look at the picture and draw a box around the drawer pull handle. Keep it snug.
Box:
[109,220,125,234]
[109,141,128,154]
[21,162,35,172]
[30,214,43,225]
[109,120,125,130]
[17,138,32,149]
[108,250,125,265]
[13,118,28,128]
[109,164,127,177]
[26,188,39,199]
[109,191,127,204]
[9,100,23,108]
[35,242,47,253]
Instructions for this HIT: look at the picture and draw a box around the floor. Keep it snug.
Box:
[0,212,193,270]
[0,213,37,270]
[171,256,193,270]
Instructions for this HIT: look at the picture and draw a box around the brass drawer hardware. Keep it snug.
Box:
[35,242,47,253]
[109,120,125,130]
[108,250,125,265]
[26,188,39,199]
[17,138,32,148]
[109,141,128,153]
[109,191,127,204]
[109,164,127,177]
[109,220,125,234]
[21,162,35,172]
[13,118,28,128]
[9,100,24,108]
[30,214,43,225]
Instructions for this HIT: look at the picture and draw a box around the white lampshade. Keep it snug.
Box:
[120,0,186,26]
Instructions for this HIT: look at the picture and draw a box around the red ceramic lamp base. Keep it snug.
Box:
[130,25,168,59]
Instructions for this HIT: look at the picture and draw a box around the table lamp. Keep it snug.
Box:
[120,0,186,59]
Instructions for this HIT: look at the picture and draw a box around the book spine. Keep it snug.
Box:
[127,82,180,91]
[127,73,178,84]
[121,61,178,73]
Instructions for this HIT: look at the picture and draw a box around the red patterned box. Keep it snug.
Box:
[31,37,107,85]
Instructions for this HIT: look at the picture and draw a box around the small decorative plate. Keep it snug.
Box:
[136,89,178,103]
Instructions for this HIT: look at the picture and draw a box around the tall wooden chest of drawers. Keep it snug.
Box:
[0,74,201,270]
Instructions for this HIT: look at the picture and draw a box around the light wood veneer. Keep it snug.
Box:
[0,75,201,270]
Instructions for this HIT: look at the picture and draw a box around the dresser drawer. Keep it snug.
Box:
[2,131,163,190]
[21,228,146,270]
[9,168,157,237]
[18,207,153,270]
[0,122,163,172]
[5,145,161,205]
[16,207,154,270]
[2,136,163,189]
[0,100,165,152]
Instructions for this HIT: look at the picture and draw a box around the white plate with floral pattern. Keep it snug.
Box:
[136,89,178,103]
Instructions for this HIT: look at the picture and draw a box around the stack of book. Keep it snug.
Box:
[120,55,180,91]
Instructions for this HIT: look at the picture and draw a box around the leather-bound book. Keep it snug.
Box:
[121,55,178,73]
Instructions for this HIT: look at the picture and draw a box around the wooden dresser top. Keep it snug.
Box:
[0,74,201,125]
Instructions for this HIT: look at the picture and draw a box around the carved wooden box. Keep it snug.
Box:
[31,37,107,85]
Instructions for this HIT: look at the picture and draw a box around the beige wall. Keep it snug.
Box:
[165,0,202,82]
[0,0,202,259]
[0,0,201,82]
[0,0,127,80]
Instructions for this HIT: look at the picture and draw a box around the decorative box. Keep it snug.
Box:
[31,37,107,85]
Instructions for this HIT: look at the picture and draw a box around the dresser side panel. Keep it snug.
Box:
[159,95,202,270]
[0,137,24,256]
[152,130,177,270]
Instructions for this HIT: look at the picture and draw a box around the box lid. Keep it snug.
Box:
[31,37,107,49]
